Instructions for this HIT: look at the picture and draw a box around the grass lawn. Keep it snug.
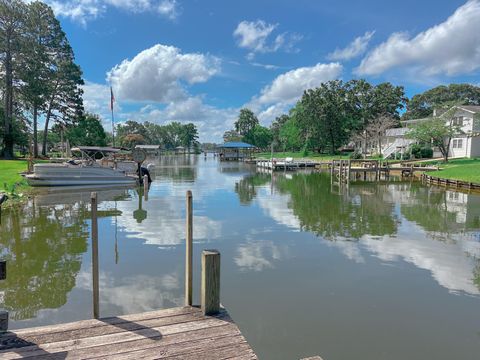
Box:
[255,151,349,161]
[426,158,480,184]
[0,159,30,194]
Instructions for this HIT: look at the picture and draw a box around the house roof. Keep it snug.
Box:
[458,105,480,113]
[385,127,410,136]
[135,145,161,149]
[217,141,255,149]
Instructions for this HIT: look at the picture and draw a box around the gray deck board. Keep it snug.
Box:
[0,306,257,360]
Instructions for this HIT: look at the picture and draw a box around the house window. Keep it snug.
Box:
[452,116,464,126]
[452,139,463,149]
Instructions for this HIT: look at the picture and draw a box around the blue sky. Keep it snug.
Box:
[40,0,480,142]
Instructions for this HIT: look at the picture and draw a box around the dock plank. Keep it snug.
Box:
[0,307,257,360]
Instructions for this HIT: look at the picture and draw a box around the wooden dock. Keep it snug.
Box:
[329,159,439,183]
[0,306,256,359]
[256,158,317,171]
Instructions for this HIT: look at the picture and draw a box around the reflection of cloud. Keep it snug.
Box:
[256,188,300,230]
[77,269,182,313]
[115,193,221,247]
[235,240,285,272]
[362,222,480,295]
[325,240,365,264]
[326,222,480,295]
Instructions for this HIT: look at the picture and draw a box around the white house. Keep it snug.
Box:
[381,105,480,159]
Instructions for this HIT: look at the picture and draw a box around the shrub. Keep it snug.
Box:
[349,151,362,159]
[410,144,422,158]
[420,147,433,158]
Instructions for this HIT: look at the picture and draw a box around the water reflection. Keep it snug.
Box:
[0,156,480,360]
[243,171,480,295]
[0,199,88,321]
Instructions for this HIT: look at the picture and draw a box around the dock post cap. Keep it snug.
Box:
[202,249,219,255]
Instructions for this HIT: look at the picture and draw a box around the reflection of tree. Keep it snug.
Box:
[473,263,480,291]
[275,173,398,239]
[235,173,271,205]
[400,184,465,235]
[156,155,197,182]
[0,203,88,320]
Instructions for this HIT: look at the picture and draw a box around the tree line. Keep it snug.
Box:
[0,0,84,159]
[116,120,200,151]
[225,82,480,156]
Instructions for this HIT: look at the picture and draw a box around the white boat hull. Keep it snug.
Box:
[26,163,138,187]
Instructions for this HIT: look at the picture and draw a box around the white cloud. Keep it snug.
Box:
[42,0,180,25]
[327,31,375,61]
[107,44,220,103]
[257,62,343,105]
[234,20,277,53]
[244,62,342,125]
[233,20,302,58]
[356,0,480,77]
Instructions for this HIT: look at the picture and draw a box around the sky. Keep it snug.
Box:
[37,0,480,142]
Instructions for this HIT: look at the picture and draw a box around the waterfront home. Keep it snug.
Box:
[135,144,161,155]
[380,105,480,159]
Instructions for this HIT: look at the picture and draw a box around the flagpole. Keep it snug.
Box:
[110,86,115,147]
[111,107,115,148]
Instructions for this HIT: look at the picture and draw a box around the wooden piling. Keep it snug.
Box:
[347,160,351,182]
[143,174,148,201]
[0,260,7,332]
[201,250,220,315]
[91,192,99,319]
[185,190,193,306]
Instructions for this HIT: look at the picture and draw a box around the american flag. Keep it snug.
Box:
[110,87,115,111]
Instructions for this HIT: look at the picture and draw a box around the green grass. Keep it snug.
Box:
[0,160,30,194]
[255,151,349,161]
[428,158,480,183]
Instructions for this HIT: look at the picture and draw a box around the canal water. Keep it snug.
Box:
[1,155,479,359]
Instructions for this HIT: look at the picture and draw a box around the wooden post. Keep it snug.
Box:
[143,174,148,201]
[185,191,193,306]
[347,160,351,183]
[91,192,99,319]
[339,160,343,182]
[0,260,7,332]
[201,250,220,315]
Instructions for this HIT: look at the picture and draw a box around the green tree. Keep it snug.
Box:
[117,120,148,147]
[299,80,351,154]
[180,123,199,150]
[270,114,290,150]
[19,1,62,157]
[279,118,302,151]
[404,84,480,120]
[250,125,272,150]
[65,113,107,146]
[234,108,259,143]
[41,55,84,156]
[0,0,28,159]
[406,107,461,162]
[223,130,242,142]
[346,80,406,157]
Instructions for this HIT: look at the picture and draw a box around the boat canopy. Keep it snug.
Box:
[71,146,121,153]
[217,142,255,149]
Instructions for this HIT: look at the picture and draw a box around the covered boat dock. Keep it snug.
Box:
[217,141,255,161]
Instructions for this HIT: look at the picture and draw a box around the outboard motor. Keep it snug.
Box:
[137,166,153,184]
